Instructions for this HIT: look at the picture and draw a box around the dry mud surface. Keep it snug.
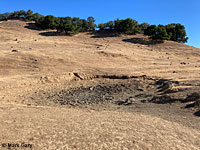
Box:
[0,20,200,150]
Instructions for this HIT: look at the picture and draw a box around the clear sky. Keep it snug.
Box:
[1,0,199,48]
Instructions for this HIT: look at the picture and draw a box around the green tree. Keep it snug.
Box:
[42,15,56,29]
[87,17,96,30]
[18,10,26,18]
[175,24,188,43]
[63,17,73,34]
[3,12,12,19]
[54,17,62,32]
[144,25,170,41]
[71,17,81,34]
[25,9,33,20]
[114,19,120,31]
[10,11,19,19]
[165,23,188,43]
[114,18,141,34]
[140,22,150,33]
[98,23,106,30]
[0,14,7,21]
[152,25,171,40]
[144,25,157,36]
[36,16,45,28]
[98,21,114,30]
[79,19,89,32]
[10,10,26,19]
[165,24,176,41]
[106,21,114,30]
[32,13,43,23]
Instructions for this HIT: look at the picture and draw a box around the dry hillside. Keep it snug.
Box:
[0,20,200,150]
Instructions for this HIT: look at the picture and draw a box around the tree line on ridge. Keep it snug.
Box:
[0,10,188,43]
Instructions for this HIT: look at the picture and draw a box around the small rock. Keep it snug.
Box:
[137,88,144,91]
[11,49,18,52]
[141,100,147,103]
[125,97,134,104]
[180,62,186,65]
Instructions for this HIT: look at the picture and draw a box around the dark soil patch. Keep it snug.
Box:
[182,92,200,103]
[45,76,185,107]
[149,95,180,104]
[30,75,200,118]
[48,78,156,106]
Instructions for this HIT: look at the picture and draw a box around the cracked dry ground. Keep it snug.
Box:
[0,20,200,150]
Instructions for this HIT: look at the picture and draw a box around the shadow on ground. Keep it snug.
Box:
[122,38,164,45]
[194,110,200,116]
[39,32,64,36]
[24,23,42,31]
[149,96,200,117]
[89,30,120,38]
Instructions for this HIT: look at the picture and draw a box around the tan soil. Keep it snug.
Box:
[0,20,200,150]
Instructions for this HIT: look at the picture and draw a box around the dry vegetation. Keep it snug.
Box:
[0,20,200,150]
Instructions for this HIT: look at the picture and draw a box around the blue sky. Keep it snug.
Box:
[1,0,199,48]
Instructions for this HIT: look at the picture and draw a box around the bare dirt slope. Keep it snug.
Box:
[0,20,200,150]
